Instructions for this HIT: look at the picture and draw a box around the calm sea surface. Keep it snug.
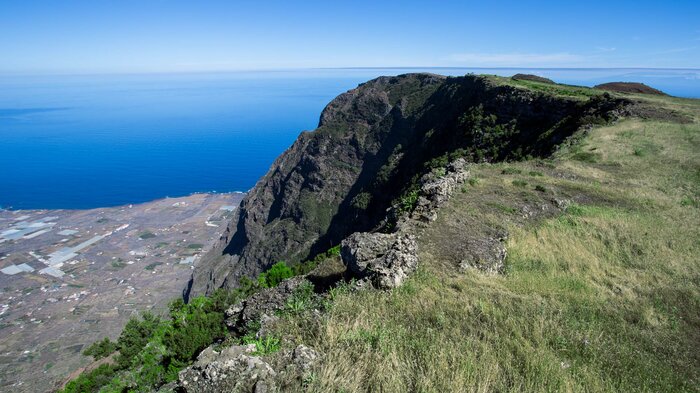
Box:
[1,68,698,209]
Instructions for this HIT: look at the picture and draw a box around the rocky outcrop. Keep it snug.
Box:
[188,73,634,299]
[339,158,472,288]
[458,231,508,274]
[176,343,320,393]
[410,158,471,224]
[225,277,310,333]
[340,232,418,289]
[177,344,276,393]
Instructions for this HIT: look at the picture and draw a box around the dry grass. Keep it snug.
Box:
[270,96,700,392]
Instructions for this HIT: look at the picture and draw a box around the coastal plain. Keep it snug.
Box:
[0,192,244,392]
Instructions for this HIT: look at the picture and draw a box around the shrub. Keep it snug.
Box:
[397,189,420,214]
[83,337,117,360]
[351,192,372,210]
[512,180,528,187]
[163,296,226,362]
[60,364,117,393]
[116,312,163,368]
[534,185,548,193]
[257,262,294,288]
[528,171,544,177]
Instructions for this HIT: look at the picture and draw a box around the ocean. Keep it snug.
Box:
[1,68,698,209]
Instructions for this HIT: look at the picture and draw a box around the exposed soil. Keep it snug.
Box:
[624,100,693,123]
[594,82,666,95]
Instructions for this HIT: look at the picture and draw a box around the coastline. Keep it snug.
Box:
[0,191,247,212]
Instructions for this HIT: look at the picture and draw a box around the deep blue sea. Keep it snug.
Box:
[1,68,698,209]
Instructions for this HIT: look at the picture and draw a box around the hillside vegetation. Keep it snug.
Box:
[61,77,700,392]
[267,92,700,392]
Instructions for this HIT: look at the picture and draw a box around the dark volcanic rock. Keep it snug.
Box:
[188,73,633,298]
[511,73,555,84]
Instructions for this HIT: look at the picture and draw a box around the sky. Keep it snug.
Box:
[1,0,699,74]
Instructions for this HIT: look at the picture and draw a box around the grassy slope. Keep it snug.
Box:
[271,92,700,392]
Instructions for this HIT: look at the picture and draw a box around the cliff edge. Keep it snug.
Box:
[187,73,630,299]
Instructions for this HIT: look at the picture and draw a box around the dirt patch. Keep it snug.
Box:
[511,73,555,84]
[594,82,666,95]
[623,100,693,123]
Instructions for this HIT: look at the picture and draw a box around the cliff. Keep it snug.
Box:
[186,73,630,298]
[61,74,700,392]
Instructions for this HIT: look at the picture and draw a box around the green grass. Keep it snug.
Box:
[242,335,282,355]
[494,76,603,100]
[501,167,522,175]
[266,96,700,392]
[571,151,599,163]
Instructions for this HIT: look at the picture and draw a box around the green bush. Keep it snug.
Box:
[351,192,372,210]
[293,245,341,275]
[63,247,323,392]
[163,296,226,362]
[116,312,163,368]
[257,262,294,288]
[83,337,117,360]
[60,364,117,393]
[397,189,420,214]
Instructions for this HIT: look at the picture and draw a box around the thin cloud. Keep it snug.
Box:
[445,52,585,67]
[652,47,696,55]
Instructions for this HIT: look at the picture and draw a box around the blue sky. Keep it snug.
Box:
[1,0,698,74]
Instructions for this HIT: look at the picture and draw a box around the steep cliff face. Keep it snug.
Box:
[187,73,628,298]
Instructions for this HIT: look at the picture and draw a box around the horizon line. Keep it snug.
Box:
[1,66,699,78]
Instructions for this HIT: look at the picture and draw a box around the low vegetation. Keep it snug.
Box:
[61,251,337,393]
[265,95,700,392]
